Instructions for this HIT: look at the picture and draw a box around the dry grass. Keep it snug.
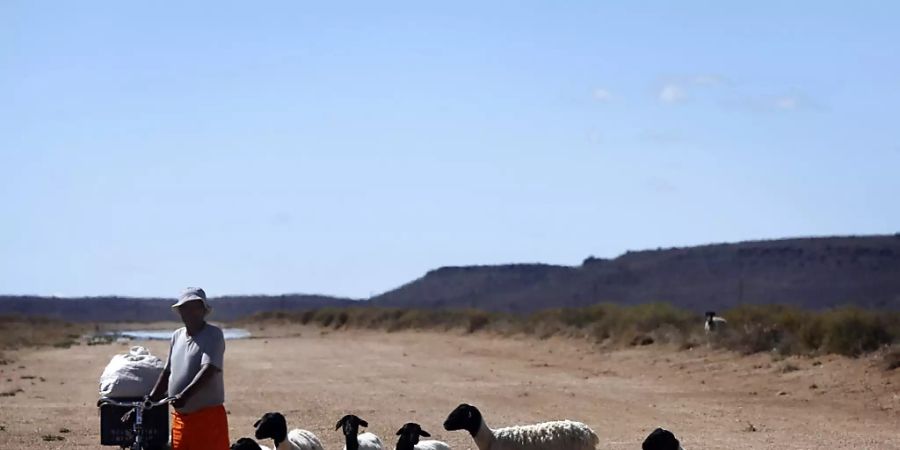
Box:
[3,302,898,361]
[0,316,88,352]
[243,303,900,358]
[721,305,900,357]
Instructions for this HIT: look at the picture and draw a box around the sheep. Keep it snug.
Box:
[336,414,384,450]
[641,428,683,450]
[254,412,325,450]
[442,403,599,450]
[704,311,727,334]
[232,437,272,450]
[395,422,451,450]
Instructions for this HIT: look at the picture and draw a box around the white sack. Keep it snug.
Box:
[99,346,165,398]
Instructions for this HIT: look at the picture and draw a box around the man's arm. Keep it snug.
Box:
[148,365,171,401]
[171,364,220,408]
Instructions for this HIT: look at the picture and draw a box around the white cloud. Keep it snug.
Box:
[592,88,612,102]
[656,74,726,104]
[659,84,686,103]
[773,96,799,110]
[720,93,822,113]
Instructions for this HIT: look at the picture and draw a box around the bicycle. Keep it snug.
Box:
[98,396,176,450]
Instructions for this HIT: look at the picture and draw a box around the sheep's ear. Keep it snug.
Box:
[253,419,262,428]
[335,418,344,431]
[420,430,431,438]
[396,428,404,436]
[358,419,369,428]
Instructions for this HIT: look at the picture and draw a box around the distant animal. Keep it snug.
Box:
[443,403,599,450]
[254,412,324,450]
[336,414,384,450]
[641,427,683,450]
[395,422,451,450]
[704,311,727,334]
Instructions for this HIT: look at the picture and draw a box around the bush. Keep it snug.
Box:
[714,305,898,357]
[239,303,900,358]
[820,308,894,356]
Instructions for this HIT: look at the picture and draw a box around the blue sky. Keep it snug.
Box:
[1,1,898,298]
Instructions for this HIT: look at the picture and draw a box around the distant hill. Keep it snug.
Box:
[3,235,899,321]
[370,235,900,313]
[0,294,357,322]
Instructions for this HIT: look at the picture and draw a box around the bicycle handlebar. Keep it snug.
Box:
[97,396,176,409]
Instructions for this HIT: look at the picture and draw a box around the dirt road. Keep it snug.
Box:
[1,324,898,449]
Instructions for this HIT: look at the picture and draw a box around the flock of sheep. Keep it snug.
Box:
[229,403,684,450]
[228,313,726,450]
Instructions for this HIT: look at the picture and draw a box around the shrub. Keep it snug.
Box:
[820,308,894,356]
[237,303,899,358]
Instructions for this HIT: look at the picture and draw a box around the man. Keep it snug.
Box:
[149,287,229,450]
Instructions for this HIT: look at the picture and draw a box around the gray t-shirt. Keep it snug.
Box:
[166,323,225,414]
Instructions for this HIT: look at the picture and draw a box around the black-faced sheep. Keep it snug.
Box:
[442,403,598,450]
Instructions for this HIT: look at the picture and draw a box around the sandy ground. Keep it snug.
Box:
[1,323,898,449]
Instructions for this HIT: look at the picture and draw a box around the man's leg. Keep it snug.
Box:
[189,405,230,450]
[207,405,231,450]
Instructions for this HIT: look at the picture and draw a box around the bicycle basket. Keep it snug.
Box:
[99,397,169,449]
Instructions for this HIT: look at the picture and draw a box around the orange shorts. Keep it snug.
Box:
[171,404,230,450]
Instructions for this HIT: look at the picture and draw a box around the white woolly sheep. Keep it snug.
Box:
[336,414,384,450]
[641,427,684,450]
[254,412,325,450]
[442,403,598,450]
[395,422,451,450]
